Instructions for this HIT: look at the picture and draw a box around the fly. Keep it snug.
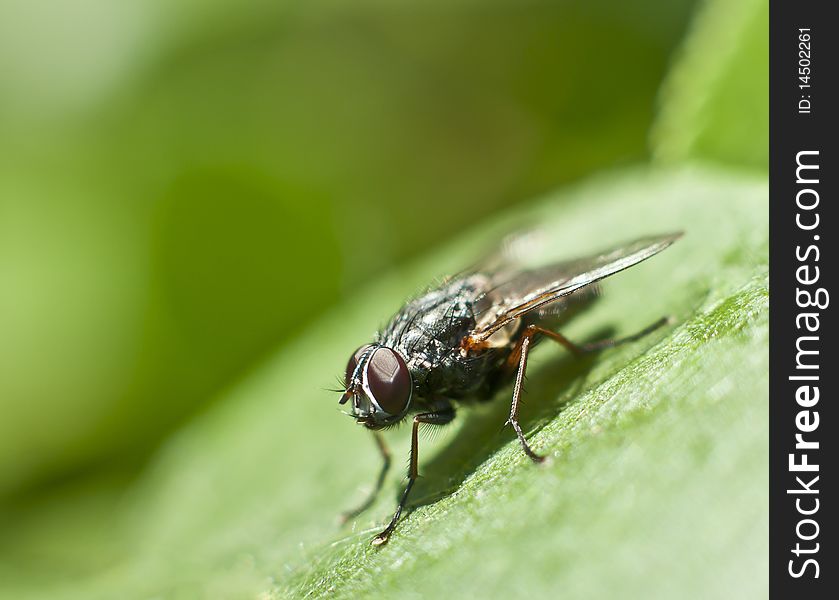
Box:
[338,232,682,545]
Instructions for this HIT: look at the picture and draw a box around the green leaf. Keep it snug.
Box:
[651,0,768,169]
[0,166,767,599]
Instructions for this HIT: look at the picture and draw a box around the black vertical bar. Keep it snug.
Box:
[770,0,836,596]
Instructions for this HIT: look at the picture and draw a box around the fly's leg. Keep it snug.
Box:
[340,431,391,524]
[507,332,546,462]
[372,406,455,546]
[506,316,671,463]
[507,316,671,364]
[573,315,672,354]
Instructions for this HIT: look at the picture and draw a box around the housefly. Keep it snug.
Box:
[338,232,682,545]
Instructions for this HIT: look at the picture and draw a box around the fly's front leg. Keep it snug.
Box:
[372,405,455,546]
[340,431,391,524]
[505,316,671,463]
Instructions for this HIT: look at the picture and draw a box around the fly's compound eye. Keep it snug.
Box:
[366,347,412,416]
[345,344,373,388]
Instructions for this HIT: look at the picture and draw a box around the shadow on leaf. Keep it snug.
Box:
[403,326,620,514]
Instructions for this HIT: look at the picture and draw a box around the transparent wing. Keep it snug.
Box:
[469,232,683,343]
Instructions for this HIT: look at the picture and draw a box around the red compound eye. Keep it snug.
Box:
[366,347,412,415]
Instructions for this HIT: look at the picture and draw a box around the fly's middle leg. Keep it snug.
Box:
[505,316,671,463]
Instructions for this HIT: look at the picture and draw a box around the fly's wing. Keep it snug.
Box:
[442,228,549,288]
[469,232,683,343]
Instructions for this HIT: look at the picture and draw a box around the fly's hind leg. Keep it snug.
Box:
[506,316,671,463]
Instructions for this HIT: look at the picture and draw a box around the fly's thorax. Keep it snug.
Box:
[379,275,492,357]
[371,273,505,400]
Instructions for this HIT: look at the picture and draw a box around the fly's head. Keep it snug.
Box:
[340,344,412,429]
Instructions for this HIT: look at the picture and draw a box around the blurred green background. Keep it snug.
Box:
[0,0,767,597]
[0,0,700,497]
